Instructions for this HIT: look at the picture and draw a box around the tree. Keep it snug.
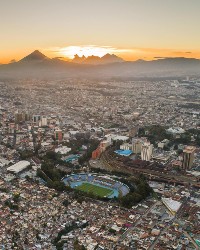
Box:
[36,233,41,240]
[109,228,116,234]
[177,149,183,155]
[78,139,99,165]
[163,145,170,151]
[174,144,178,150]
[62,199,69,207]
[13,193,20,203]
[113,140,123,149]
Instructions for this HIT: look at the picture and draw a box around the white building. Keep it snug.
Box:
[167,127,185,135]
[141,142,153,161]
[7,161,30,174]
[182,146,196,170]
[132,139,142,154]
[157,139,169,149]
[0,158,11,167]
[40,116,48,127]
[104,134,129,143]
[100,140,111,153]
[113,135,129,141]
[55,146,71,155]
[162,198,182,215]
[120,143,132,150]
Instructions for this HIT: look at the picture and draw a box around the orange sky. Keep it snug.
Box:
[1,46,200,64]
[37,46,200,61]
[1,0,200,64]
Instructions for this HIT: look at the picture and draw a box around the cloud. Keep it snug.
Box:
[154,57,166,59]
[44,46,200,61]
[53,56,65,59]
[173,51,192,54]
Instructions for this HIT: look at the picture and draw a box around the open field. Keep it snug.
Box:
[75,182,113,198]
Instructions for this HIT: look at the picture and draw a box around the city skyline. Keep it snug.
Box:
[1,0,200,63]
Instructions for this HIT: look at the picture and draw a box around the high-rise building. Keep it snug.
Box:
[99,140,111,153]
[120,143,132,150]
[92,148,101,159]
[39,116,48,127]
[33,115,41,124]
[15,112,30,123]
[141,142,153,161]
[182,146,196,170]
[55,129,63,141]
[24,113,31,121]
[15,112,23,123]
[132,139,142,154]
[9,123,15,134]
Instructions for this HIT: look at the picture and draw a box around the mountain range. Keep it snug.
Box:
[0,50,200,79]
[72,53,124,64]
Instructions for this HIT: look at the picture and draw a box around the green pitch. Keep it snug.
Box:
[75,182,113,198]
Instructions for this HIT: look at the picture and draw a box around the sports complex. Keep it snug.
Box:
[62,173,130,198]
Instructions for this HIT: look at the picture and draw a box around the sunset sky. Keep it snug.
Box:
[1,0,200,63]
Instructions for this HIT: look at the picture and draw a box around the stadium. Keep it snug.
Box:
[62,173,130,198]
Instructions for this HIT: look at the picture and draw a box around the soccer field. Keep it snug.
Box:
[75,182,113,198]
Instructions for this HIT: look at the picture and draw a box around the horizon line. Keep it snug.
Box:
[1,49,200,65]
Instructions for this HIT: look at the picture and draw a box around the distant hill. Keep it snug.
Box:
[0,50,200,79]
[72,54,86,64]
[20,50,49,62]
[101,53,124,64]
[72,53,124,64]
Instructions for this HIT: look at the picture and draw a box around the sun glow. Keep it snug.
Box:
[55,45,130,59]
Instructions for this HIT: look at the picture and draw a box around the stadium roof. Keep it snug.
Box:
[7,161,30,174]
